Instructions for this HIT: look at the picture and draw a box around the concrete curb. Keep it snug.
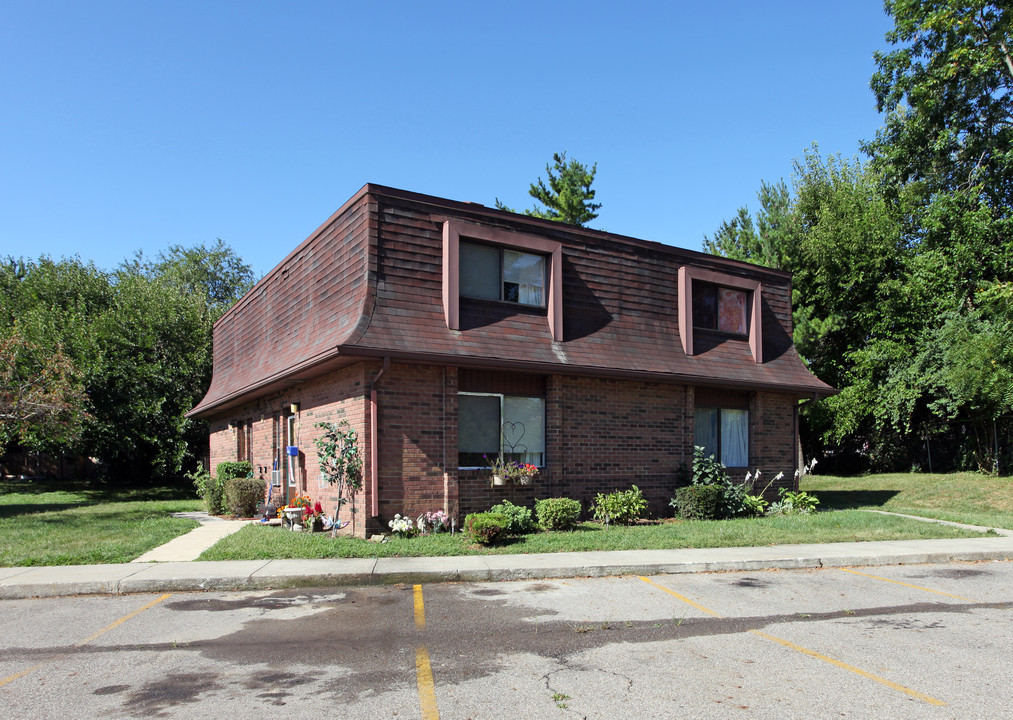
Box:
[2,536,1011,599]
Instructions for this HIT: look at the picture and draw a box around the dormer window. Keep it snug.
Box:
[679,266,763,363]
[442,219,563,341]
[693,283,747,336]
[460,242,546,307]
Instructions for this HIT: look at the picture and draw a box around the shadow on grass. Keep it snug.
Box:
[0,503,88,520]
[813,490,899,510]
[1,478,196,507]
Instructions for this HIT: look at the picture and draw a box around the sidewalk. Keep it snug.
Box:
[1,512,1011,600]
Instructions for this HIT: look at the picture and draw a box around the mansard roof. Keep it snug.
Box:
[189,184,833,417]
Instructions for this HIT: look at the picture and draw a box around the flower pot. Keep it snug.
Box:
[283,506,305,530]
[492,474,506,486]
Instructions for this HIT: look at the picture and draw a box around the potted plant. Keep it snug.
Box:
[485,455,539,486]
[284,494,314,530]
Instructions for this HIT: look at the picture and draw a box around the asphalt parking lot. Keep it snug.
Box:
[2,560,1010,718]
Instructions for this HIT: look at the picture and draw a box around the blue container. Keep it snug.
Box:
[286,445,299,457]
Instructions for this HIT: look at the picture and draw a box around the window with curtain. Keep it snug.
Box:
[458,392,545,467]
[692,282,747,335]
[694,407,749,467]
[460,241,546,307]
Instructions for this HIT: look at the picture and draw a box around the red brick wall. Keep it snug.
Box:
[748,391,797,496]
[543,375,693,517]
[209,362,800,534]
[375,363,458,529]
[207,362,372,532]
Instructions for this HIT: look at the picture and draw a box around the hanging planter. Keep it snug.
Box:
[491,474,506,486]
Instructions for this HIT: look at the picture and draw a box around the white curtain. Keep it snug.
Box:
[720,409,749,467]
[503,250,545,306]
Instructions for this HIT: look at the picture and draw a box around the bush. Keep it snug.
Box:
[224,476,266,518]
[187,463,228,515]
[592,485,648,526]
[766,489,820,516]
[464,512,510,545]
[216,461,253,482]
[676,447,752,519]
[535,497,582,531]
[488,500,536,534]
[670,484,725,520]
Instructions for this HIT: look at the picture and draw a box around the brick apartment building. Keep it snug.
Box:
[187,184,834,536]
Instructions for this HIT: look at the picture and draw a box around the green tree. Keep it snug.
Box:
[866,0,1013,299]
[0,330,88,453]
[703,179,792,269]
[496,152,602,226]
[0,241,253,480]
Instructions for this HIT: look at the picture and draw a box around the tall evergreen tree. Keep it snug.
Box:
[496,152,602,226]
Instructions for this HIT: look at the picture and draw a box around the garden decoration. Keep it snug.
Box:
[485,421,539,486]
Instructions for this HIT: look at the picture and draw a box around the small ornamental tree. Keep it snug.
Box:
[314,420,363,534]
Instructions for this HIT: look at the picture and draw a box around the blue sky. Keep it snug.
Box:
[1,1,894,278]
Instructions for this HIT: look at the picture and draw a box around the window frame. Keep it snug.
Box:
[442,219,563,341]
[459,240,548,307]
[457,390,546,469]
[678,266,763,363]
[691,281,749,337]
[694,405,750,469]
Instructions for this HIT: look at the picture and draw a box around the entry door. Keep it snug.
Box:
[284,414,297,504]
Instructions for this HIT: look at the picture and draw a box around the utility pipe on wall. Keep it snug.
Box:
[370,357,390,517]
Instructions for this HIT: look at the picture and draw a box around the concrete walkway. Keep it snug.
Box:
[1,512,1011,600]
[131,512,252,563]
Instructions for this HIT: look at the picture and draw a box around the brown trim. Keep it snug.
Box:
[679,265,763,363]
[459,369,547,396]
[442,218,564,341]
[337,345,837,396]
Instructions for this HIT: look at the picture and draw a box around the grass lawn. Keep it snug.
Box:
[199,509,989,561]
[802,471,1013,530]
[0,478,203,566]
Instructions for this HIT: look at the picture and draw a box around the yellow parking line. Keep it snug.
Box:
[0,664,47,689]
[413,583,427,629]
[413,584,440,720]
[638,576,721,617]
[750,630,946,706]
[415,647,440,719]
[637,576,946,706]
[0,593,172,689]
[74,593,172,646]
[839,568,975,601]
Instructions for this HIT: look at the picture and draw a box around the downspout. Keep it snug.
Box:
[794,394,818,490]
[370,357,390,517]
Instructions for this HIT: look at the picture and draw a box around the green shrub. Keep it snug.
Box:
[678,446,729,486]
[224,476,267,518]
[488,500,536,534]
[535,497,582,531]
[592,485,648,526]
[216,461,253,482]
[464,512,510,545]
[766,488,820,516]
[670,484,725,520]
[676,447,753,519]
[187,463,228,515]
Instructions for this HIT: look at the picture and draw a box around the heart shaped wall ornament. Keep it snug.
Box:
[500,421,528,454]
